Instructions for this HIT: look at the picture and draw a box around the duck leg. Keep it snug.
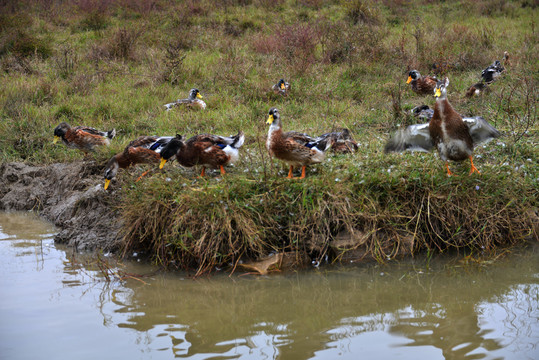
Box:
[469,156,481,175]
[287,165,294,179]
[445,162,456,177]
[200,166,206,177]
[219,165,226,175]
[299,166,306,179]
[136,169,151,182]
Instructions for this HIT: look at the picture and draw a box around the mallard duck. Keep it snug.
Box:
[103,135,174,190]
[315,128,358,154]
[164,88,206,111]
[481,60,505,84]
[465,81,489,98]
[411,105,434,121]
[272,79,290,96]
[407,70,438,95]
[159,132,245,176]
[266,107,331,179]
[53,122,115,154]
[385,78,500,176]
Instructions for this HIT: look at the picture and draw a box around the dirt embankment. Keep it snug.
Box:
[0,161,121,251]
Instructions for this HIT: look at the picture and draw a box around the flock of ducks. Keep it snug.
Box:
[53,55,506,189]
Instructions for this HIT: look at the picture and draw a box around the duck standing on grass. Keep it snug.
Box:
[53,122,115,155]
[406,70,438,95]
[266,107,331,179]
[103,136,174,190]
[164,88,206,111]
[272,79,290,96]
[385,78,500,176]
[158,132,245,177]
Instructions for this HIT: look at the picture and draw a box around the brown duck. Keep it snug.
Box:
[385,78,500,176]
[407,70,438,95]
[103,136,174,190]
[53,122,115,154]
[266,107,330,179]
[158,132,245,176]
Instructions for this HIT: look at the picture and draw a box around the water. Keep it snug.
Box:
[0,212,537,360]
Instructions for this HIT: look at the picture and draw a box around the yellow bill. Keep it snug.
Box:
[159,158,168,169]
[280,83,285,90]
[406,76,412,84]
[53,136,60,144]
[266,114,274,125]
[434,88,441,97]
[196,93,203,99]
[104,179,111,190]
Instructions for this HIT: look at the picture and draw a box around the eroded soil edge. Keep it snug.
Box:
[0,161,121,251]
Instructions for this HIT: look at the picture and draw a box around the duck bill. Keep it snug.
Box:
[53,136,60,144]
[104,179,111,190]
[196,93,203,99]
[280,83,285,89]
[159,158,168,169]
[406,76,412,84]
[434,88,441,98]
[266,115,274,125]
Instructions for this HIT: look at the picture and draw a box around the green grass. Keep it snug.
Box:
[1,0,537,273]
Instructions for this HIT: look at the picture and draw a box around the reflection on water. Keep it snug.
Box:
[0,212,538,360]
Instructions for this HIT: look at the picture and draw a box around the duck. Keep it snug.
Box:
[481,60,505,84]
[103,135,174,190]
[266,107,331,179]
[411,104,434,121]
[314,128,358,154]
[465,81,489,98]
[158,132,245,176]
[164,88,206,111]
[53,122,115,154]
[272,79,291,96]
[385,77,500,176]
[406,70,438,95]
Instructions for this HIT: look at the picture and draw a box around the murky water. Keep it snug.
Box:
[0,212,538,360]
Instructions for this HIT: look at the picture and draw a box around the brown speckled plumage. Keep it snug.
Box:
[103,135,174,190]
[53,122,115,154]
[159,132,245,176]
[266,107,330,179]
[385,77,500,176]
[407,70,438,96]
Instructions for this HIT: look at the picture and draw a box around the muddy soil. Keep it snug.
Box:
[0,161,121,251]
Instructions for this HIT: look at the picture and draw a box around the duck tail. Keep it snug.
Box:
[313,138,331,152]
[107,128,116,140]
[231,131,245,149]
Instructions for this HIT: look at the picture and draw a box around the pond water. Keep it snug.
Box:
[0,212,538,360]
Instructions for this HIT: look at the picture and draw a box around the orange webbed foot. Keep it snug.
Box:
[286,165,294,179]
[445,162,456,177]
[469,156,481,175]
[135,169,151,182]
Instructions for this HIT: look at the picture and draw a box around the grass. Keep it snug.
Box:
[1,0,537,274]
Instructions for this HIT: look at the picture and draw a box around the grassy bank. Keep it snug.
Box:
[1,0,537,273]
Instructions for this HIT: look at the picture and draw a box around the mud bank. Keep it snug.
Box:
[0,161,121,251]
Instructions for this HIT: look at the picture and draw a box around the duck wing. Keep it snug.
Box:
[384,123,433,153]
[462,116,501,145]
[282,131,315,146]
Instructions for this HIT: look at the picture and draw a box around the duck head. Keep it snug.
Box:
[189,88,203,100]
[434,77,449,99]
[266,107,281,126]
[407,70,420,84]
[159,134,184,169]
[53,122,70,144]
[103,156,119,190]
